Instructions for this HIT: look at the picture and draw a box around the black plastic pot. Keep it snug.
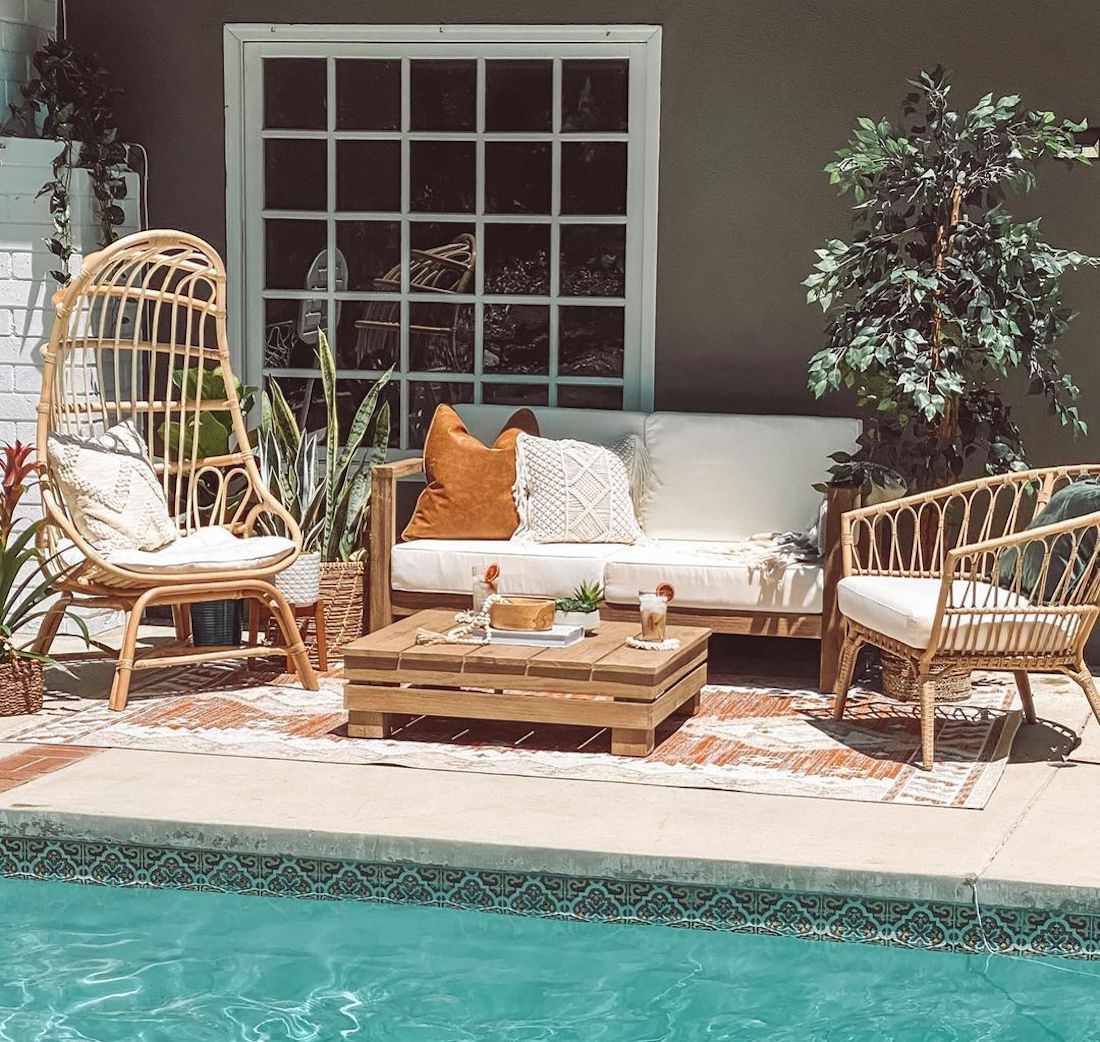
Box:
[190,599,243,646]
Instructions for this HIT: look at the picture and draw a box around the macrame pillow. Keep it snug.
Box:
[48,420,178,552]
[513,433,644,544]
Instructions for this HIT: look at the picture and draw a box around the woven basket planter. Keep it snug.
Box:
[0,658,44,716]
[276,552,322,607]
[320,560,367,653]
[882,652,971,704]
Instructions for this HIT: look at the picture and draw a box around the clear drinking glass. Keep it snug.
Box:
[472,567,495,612]
[638,590,668,641]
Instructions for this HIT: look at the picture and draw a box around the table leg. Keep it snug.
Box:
[611,726,655,757]
[348,710,392,739]
[675,690,702,717]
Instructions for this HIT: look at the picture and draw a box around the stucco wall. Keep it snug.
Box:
[68,0,1100,470]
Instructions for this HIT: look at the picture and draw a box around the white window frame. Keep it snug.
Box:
[223,24,661,445]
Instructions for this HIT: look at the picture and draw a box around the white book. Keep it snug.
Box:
[487,624,585,648]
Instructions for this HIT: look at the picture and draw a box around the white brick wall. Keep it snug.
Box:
[0,0,54,117]
[0,137,139,636]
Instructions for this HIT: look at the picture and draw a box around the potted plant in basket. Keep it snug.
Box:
[805,66,1099,498]
[0,442,87,716]
[258,331,392,650]
[804,66,1100,697]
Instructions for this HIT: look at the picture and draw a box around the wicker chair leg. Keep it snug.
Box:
[32,596,71,656]
[1013,671,1038,725]
[109,603,148,711]
[918,677,936,771]
[832,632,861,720]
[1073,661,1100,726]
[171,604,192,644]
[267,587,320,691]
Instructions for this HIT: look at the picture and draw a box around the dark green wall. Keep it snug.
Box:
[71,0,1100,465]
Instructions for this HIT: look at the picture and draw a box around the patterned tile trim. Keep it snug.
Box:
[0,834,1096,960]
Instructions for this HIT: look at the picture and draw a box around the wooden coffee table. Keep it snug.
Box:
[343,609,710,756]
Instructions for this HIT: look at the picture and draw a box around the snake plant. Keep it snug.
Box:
[258,331,392,561]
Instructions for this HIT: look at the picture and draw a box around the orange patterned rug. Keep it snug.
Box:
[1,663,1052,808]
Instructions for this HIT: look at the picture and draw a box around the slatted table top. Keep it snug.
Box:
[344,610,711,691]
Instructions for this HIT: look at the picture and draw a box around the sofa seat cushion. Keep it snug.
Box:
[603,540,824,613]
[106,527,296,574]
[392,539,622,598]
[837,575,1074,652]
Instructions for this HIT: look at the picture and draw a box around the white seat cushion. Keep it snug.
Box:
[106,527,295,574]
[603,540,824,613]
[392,539,622,598]
[837,575,1074,652]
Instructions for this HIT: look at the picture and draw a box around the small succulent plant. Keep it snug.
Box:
[555,580,604,614]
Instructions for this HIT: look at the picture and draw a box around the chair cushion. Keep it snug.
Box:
[837,575,1073,652]
[106,527,295,574]
[392,539,622,598]
[603,540,824,612]
[47,420,178,552]
[403,406,538,541]
[640,412,861,540]
[513,433,643,544]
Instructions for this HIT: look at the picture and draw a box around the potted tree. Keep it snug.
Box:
[806,65,1099,497]
[258,331,392,650]
[805,66,1099,699]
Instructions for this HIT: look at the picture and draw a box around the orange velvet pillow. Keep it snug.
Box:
[402,406,539,540]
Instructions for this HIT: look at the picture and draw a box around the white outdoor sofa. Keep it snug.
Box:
[368,405,861,690]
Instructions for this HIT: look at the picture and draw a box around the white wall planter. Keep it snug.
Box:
[276,552,322,606]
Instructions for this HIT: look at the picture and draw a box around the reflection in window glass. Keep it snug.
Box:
[409,225,477,294]
[483,305,550,374]
[263,298,327,370]
[559,306,625,377]
[561,59,629,132]
[410,303,474,373]
[409,381,474,447]
[483,383,549,407]
[336,141,401,212]
[485,142,551,214]
[410,141,476,213]
[485,60,552,131]
[264,140,326,211]
[263,58,325,130]
[411,60,476,131]
[267,376,399,448]
[336,300,399,371]
[336,221,401,292]
[264,219,326,291]
[484,225,550,296]
[560,225,626,297]
[561,143,627,215]
[558,384,623,409]
[336,59,400,130]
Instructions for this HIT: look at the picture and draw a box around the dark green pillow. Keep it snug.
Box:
[996,479,1100,601]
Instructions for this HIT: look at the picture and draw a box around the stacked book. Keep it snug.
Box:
[485,624,585,648]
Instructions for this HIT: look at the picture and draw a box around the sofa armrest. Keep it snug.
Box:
[367,457,424,631]
[819,484,861,692]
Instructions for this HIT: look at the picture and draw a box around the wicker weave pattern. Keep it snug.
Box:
[33,231,320,711]
[320,561,366,652]
[834,466,1100,769]
[0,660,43,717]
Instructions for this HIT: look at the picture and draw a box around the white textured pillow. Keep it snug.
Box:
[513,433,644,544]
[48,420,178,552]
[612,433,653,524]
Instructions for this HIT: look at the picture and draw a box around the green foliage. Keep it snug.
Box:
[555,581,604,613]
[259,331,393,562]
[806,66,1099,494]
[7,40,129,286]
[159,366,257,460]
[0,445,89,666]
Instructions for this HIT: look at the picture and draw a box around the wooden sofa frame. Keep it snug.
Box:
[367,457,858,691]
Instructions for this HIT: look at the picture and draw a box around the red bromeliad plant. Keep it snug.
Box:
[0,441,88,667]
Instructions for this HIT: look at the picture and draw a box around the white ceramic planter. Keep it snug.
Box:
[554,609,600,634]
[276,552,322,606]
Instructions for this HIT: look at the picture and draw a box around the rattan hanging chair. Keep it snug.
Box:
[34,230,319,709]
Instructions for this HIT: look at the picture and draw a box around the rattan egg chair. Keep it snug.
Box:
[34,229,319,709]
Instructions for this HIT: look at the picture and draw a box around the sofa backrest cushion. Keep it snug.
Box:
[642,412,862,540]
[455,404,646,449]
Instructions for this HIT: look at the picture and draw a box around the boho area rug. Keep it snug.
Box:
[1,664,1045,809]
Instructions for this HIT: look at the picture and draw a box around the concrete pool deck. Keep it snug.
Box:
[0,628,1097,915]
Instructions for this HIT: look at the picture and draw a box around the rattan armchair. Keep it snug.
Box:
[833,465,1100,770]
[33,230,319,710]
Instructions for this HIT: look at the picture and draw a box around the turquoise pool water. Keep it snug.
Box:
[1,878,1098,1041]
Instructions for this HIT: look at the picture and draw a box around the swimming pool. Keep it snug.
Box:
[1,877,1098,1041]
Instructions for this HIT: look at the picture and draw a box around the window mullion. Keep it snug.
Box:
[399,56,411,451]
[548,56,562,408]
[474,56,486,405]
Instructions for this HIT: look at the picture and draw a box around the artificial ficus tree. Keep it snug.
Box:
[806,66,1099,494]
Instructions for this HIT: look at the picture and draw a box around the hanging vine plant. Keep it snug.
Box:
[6,40,128,286]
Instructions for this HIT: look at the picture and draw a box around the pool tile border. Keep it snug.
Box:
[1,834,1096,960]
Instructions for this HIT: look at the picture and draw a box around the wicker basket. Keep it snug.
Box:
[881,652,971,704]
[0,658,43,716]
[320,560,367,653]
